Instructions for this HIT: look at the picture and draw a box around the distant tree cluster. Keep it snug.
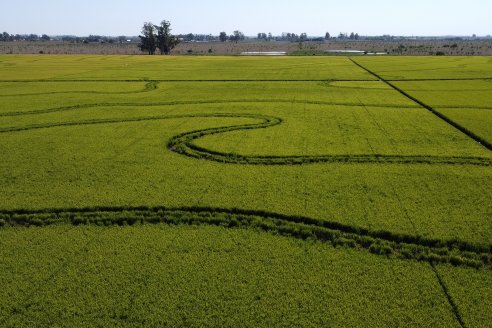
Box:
[216,31,245,42]
[230,31,245,43]
[139,21,180,55]
[1,32,50,41]
[0,32,138,43]
[279,33,308,42]
[255,32,323,42]
[257,32,273,41]
[335,32,360,40]
[178,33,218,42]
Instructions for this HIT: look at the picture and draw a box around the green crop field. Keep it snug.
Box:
[0,55,490,327]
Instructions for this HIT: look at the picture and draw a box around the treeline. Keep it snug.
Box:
[1,32,50,42]
[183,31,358,42]
[0,32,138,43]
[5,27,488,46]
[179,34,218,42]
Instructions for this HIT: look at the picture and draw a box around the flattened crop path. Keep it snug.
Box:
[1,206,490,270]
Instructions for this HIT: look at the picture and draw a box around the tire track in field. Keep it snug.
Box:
[0,206,490,270]
[0,81,159,97]
[0,79,379,82]
[0,100,420,117]
[0,112,489,166]
[431,264,467,328]
[349,58,492,152]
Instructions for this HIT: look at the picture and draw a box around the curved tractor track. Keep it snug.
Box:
[0,81,159,98]
[0,109,490,166]
[0,206,490,270]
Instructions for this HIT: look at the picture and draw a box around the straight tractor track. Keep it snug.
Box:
[349,58,492,151]
[431,264,467,328]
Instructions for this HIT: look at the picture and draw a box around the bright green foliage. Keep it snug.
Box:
[0,225,459,326]
[0,55,491,326]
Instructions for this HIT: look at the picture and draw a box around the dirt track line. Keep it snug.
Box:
[0,79,379,83]
[0,100,420,117]
[1,113,489,166]
[349,58,492,152]
[0,81,159,98]
[431,264,467,328]
[0,206,490,270]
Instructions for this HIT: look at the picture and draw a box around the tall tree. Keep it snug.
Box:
[139,22,157,55]
[219,32,227,42]
[154,20,180,55]
[325,32,331,40]
[1,32,12,42]
[233,30,244,43]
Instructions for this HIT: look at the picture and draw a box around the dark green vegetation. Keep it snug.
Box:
[0,55,490,326]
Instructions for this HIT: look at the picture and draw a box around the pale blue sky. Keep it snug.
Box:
[1,0,491,36]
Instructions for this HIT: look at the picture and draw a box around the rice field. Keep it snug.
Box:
[0,55,490,327]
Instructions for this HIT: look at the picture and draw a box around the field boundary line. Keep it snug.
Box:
[431,264,467,328]
[349,58,492,152]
